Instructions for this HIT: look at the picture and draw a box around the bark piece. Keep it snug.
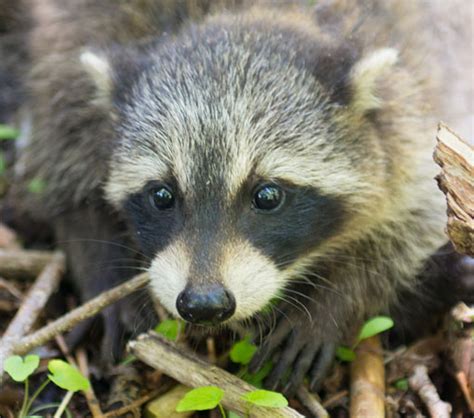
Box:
[434,123,474,256]
[0,251,65,378]
[129,332,304,418]
[350,336,385,418]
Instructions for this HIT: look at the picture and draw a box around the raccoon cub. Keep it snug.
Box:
[2,0,472,394]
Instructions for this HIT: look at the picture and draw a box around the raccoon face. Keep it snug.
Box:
[88,15,398,324]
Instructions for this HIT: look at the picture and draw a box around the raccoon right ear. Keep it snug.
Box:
[80,49,113,103]
[349,48,399,114]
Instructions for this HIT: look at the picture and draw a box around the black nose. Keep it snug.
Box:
[176,285,236,325]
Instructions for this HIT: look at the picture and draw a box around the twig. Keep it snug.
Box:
[408,365,452,418]
[296,386,329,418]
[103,387,169,418]
[129,332,305,418]
[0,252,65,378]
[0,249,55,279]
[11,273,149,357]
[349,335,385,418]
[76,348,105,418]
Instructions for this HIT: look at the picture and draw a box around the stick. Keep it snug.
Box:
[349,336,385,418]
[296,386,329,418]
[129,332,304,418]
[408,365,452,418]
[76,348,106,418]
[11,273,149,357]
[0,252,65,378]
[433,123,474,256]
[0,249,55,279]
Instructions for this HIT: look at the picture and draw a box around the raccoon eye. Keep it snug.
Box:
[149,186,174,210]
[253,184,284,211]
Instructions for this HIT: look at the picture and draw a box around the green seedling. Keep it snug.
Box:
[176,386,226,417]
[154,319,183,341]
[48,359,90,418]
[4,355,51,418]
[394,378,409,391]
[27,178,46,194]
[0,124,19,140]
[230,337,257,366]
[241,389,288,416]
[0,152,6,175]
[336,315,394,362]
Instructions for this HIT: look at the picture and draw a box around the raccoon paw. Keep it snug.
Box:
[249,315,336,396]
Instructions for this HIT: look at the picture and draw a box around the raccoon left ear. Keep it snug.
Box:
[80,49,113,103]
[349,48,399,113]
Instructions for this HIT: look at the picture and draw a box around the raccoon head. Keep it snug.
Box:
[82,12,399,325]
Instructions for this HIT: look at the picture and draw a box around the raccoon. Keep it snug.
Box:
[2,0,473,394]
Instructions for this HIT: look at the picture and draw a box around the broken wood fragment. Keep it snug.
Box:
[434,123,474,256]
[350,335,385,418]
[129,332,304,418]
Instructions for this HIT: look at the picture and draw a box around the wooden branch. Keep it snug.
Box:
[11,273,149,357]
[409,365,451,418]
[128,332,304,418]
[349,336,385,418]
[0,251,65,378]
[0,249,55,279]
[434,123,474,256]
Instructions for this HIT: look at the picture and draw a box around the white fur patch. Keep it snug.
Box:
[220,240,285,321]
[148,241,190,317]
[80,50,113,102]
[350,48,399,112]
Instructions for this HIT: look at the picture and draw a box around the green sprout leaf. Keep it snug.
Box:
[0,152,6,175]
[4,355,40,382]
[0,124,19,140]
[176,386,224,412]
[394,378,409,391]
[27,178,47,194]
[336,346,356,362]
[227,412,242,418]
[241,361,273,388]
[230,338,257,365]
[242,389,288,408]
[357,316,394,342]
[154,319,182,341]
[47,360,90,392]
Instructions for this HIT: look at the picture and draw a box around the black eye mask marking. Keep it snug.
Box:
[238,184,346,268]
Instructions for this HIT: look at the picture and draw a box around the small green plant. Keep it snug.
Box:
[4,355,90,418]
[27,178,47,194]
[154,318,183,341]
[176,386,288,418]
[336,316,394,362]
[0,152,6,175]
[230,337,257,366]
[394,378,409,391]
[48,360,90,418]
[241,389,288,408]
[0,124,19,140]
[176,386,226,417]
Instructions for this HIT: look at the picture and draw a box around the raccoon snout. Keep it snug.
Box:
[176,284,236,325]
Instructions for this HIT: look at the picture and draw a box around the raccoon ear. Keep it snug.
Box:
[80,49,113,103]
[349,48,399,113]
